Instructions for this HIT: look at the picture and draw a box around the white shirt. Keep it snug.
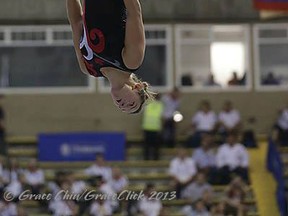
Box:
[277,109,288,130]
[218,109,240,129]
[216,143,249,169]
[109,176,128,193]
[5,180,23,197]
[138,197,162,216]
[90,201,113,216]
[0,202,18,216]
[2,169,22,183]
[24,169,45,186]
[162,95,180,119]
[51,200,76,216]
[85,165,112,182]
[169,157,197,183]
[192,111,217,131]
[71,180,86,194]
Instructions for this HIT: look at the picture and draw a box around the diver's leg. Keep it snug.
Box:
[122,0,146,69]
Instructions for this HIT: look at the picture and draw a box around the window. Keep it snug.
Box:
[254,24,288,90]
[0,26,95,94]
[175,25,251,91]
[98,25,173,92]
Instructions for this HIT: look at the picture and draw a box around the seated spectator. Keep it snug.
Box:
[228,72,241,86]
[0,200,18,216]
[262,71,280,85]
[274,106,288,145]
[94,175,118,212]
[215,132,249,184]
[109,167,129,193]
[181,173,213,202]
[85,153,112,182]
[186,101,217,147]
[224,178,247,216]
[169,148,197,198]
[23,159,45,194]
[2,158,23,184]
[181,74,193,86]
[48,171,67,196]
[138,183,163,216]
[204,74,221,87]
[218,101,241,140]
[49,180,79,216]
[66,171,86,195]
[89,197,113,216]
[192,134,217,177]
[4,173,27,202]
[190,199,211,216]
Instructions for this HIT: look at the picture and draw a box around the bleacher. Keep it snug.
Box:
[5,136,260,216]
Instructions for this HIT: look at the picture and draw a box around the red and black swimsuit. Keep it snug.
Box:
[80,0,138,77]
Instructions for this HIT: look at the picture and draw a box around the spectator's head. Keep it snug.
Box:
[144,183,155,197]
[8,158,19,170]
[230,175,244,187]
[226,132,238,146]
[223,100,233,112]
[193,199,207,213]
[170,87,180,100]
[66,171,76,184]
[55,171,67,186]
[201,133,213,150]
[112,167,123,180]
[176,147,188,160]
[195,173,207,185]
[95,153,105,166]
[200,100,211,113]
[18,173,27,184]
[27,159,38,172]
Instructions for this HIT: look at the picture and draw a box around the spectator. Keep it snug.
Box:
[187,100,217,147]
[109,167,128,193]
[181,74,193,86]
[23,159,45,194]
[228,72,241,86]
[94,175,118,212]
[204,74,221,87]
[169,148,197,198]
[162,87,181,148]
[66,171,86,195]
[262,71,280,85]
[218,101,241,140]
[191,199,211,216]
[85,153,112,182]
[215,132,249,184]
[192,134,216,175]
[50,181,79,216]
[4,173,27,202]
[0,95,6,156]
[274,106,288,145]
[0,200,18,216]
[48,171,67,196]
[224,179,247,216]
[138,183,163,216]
[89,197,113,216]
[181,173,213,202]
[2,158,23,184]
[142,94,163,160]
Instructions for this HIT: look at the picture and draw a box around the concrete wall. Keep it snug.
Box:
[3,90,285,138]
[0,0,259,23]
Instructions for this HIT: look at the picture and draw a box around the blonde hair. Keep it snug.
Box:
[130,73,157,114]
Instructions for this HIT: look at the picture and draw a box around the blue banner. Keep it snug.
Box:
[38,132,126,161]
